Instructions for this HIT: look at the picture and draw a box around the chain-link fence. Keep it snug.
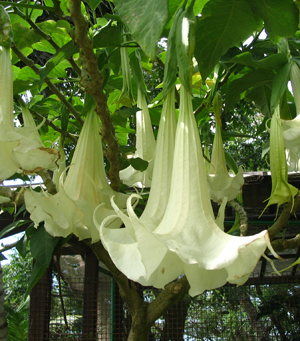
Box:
[48,272,300,341]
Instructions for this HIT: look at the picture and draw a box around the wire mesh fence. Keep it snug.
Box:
[47,272,300,341]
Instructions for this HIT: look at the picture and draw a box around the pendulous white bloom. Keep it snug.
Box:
[119,89,156,187]
[99,86,279,296]
[25,108,128,242]
[207,92,244,203]
[281,114,300,173]
[98,88,178,288]
[0,46,58,181]
[153,86,279,294]
[207,123,244,203]
[118,41,134,107]
[262,106,299,214]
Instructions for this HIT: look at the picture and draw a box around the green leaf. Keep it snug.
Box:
[130,49,147,96]
[270,62,291,113]
[86,0,102,10]
[129,157,149,171]
[25,261,48,295]
[114,0,169,60]
[246,84,272,117]
[39,40,78,89]
[11,22,40,51]
[195,0,261,81]
[30,226,61,267]
[225,151,239,174]
[0,220,31,239]
[225,69,274,112]
[15,224,35,258]
[93,24,121,48]
[229,52,288,70]
[61,103,69,132]
[247,0,298,43]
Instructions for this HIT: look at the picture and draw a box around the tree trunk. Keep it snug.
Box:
[127,302,150,341]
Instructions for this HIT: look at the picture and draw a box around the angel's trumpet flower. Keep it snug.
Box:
[262,106,299,214]
[98,88,179,288]
[281,114,300,172]
[153,86,279,289]
[290,62,300,115]
[119,89,156,187]
[0,46,58,181]
[25,108,128,242]
[207,93,244,203]
[118,39,134,107]
[99,87,279,297]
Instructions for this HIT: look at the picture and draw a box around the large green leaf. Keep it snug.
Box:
[195,0,261,81]
[229,52,288,70]
[246,84,272,117]
[93,24,121,48]
[225,69,274,112]
[30,225,61,267]
[270,62,291,113]
[129,157,149,171]
[247,0,298,43]
[114,0,169,60]
[25,261,48,295]
[86,0,102,10]
[0,220,30,239]
[39,40,79,89]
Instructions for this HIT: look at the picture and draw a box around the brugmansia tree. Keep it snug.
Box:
[0,0,300,339]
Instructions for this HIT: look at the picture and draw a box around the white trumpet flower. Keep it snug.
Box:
[120,89,156,187]
[25,108,128,242]
[281,114,300,173]
[153,86,279,291]
[262,106,299,214]
[98,88,178,288]
[99,87,279,296]
[208,123,244,203]
[0,46,58,181]
[207,93,244,203]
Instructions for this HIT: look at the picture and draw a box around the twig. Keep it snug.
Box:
[31,110,78,144]
[53,254,69,330]
[11,44,84,126]
[228,200,248,236]
[69,0,121,191]
[13,7,81,76]
[37,170,57,195]
[268,191,300,240]
[271,234,300,253]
